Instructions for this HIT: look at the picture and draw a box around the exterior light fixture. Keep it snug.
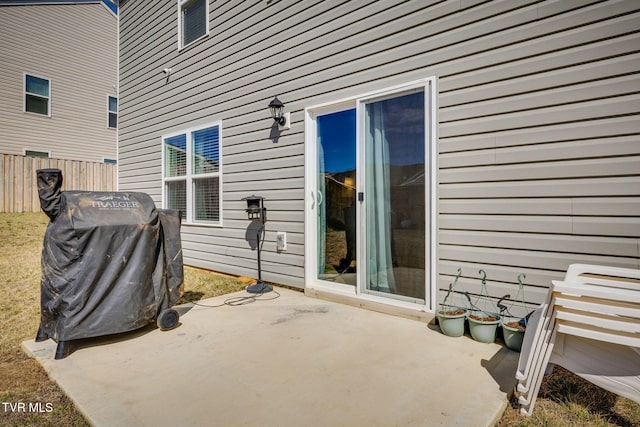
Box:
[242,195,272,293]
[244,194,266,221]
[268,96,290,129]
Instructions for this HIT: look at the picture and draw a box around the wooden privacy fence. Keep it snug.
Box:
[1,154,117,213]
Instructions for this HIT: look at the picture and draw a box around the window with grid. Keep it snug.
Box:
[163,123,221,224]
[179,0,208,48]
[25,74,50,116]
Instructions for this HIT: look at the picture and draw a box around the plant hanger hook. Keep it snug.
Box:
[497,294,511,315]
[517,273,526,288]
[479,269,487,285]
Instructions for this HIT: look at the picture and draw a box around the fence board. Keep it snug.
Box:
[0,154,117,213]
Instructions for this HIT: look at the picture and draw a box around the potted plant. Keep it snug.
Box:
[468,310,500,343]
[436,269,468,337]
[497,274,532,352]
[437,306,467,337]
[501,316,526,351]
[465,270,500,343]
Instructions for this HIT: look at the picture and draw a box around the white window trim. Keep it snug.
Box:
[24,72,51,117]
[177,0,210,50]
[107,95,118,129]
[303,76,438,313]
[161,121,223,227]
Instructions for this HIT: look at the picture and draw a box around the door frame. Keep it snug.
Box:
[304,77,438,313]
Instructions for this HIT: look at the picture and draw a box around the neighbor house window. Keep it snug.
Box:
[108,96,118,128]
[179,0,208,48]
[24,149,50,158]
[25,74,50,116]
[163,122,221,224]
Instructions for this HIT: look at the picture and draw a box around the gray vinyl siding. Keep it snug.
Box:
[0,3,117,162]
[119,0,640,307]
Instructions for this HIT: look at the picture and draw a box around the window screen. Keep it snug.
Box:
[181,0,207,47]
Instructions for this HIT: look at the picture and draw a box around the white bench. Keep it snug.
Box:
[515,264,640,415]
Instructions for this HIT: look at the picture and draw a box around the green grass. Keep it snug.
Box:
[0,212,638,426]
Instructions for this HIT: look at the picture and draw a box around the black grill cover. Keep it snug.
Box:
[37,169,183,341]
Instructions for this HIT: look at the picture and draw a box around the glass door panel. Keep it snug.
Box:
[364,91,426,301]
[316,109,357,286]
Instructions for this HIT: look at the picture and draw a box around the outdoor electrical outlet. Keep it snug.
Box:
[276,231,287,252]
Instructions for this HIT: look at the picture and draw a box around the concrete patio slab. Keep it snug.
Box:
[23,287,518,426]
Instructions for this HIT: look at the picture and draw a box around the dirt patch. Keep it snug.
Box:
[503,321,526,331]
[438,309,465,316]
[469,314,497,322]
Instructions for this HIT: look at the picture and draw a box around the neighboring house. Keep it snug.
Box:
[118,0,640,316]
[0,0,118,163]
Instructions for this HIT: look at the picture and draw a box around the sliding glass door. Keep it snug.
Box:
[309,81,432,306]
[316,109,357,286]
[363,91,426,301]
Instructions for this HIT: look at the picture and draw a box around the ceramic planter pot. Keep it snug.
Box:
[468,311,500,343]
[436,308,467,337]
[501,316,526,351]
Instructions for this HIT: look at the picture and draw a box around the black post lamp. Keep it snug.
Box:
[242,195,272,293]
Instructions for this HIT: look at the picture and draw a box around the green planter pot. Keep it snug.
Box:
[501,316,526,352]
[468,311,500,343]
[436,309,467,337]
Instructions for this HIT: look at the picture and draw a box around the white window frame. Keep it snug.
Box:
[24,73,51,117]
[304,77,438,313]
[161,121,223,226]
[177,0,210,50]
[108,95,118,129]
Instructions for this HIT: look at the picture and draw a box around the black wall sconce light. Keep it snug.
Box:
[244,194,266,222]
[242,195,272,293]
[268,96,290,130]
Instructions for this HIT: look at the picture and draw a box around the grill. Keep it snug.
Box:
[35,168,184,359]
